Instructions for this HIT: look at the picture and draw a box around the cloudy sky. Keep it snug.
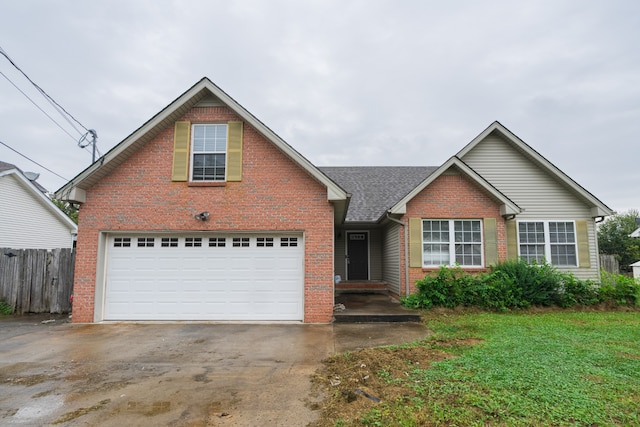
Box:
[1,1,638,213]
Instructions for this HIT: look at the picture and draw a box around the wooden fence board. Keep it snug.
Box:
[0,248,75,314]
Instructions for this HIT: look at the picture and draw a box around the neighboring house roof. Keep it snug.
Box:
[456,121,614,217]
[630,228,640,238]
[0,160,47,193]
[387,157,521,218]
[54,77,350,213]
[320,166,437,222]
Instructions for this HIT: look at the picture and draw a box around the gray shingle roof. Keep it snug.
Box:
[320,166,438,222]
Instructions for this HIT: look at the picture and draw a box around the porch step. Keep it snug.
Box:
[334,292,421,323]
[333,313,422,323]
[335,281,388,293]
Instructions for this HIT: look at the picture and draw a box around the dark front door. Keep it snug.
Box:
[347,232,369,280]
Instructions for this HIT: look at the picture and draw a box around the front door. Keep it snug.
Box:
[347,231,369,280]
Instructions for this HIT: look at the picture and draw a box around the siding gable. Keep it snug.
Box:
[460,132,591,218]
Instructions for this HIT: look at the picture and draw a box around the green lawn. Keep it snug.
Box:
[325,310,640,426]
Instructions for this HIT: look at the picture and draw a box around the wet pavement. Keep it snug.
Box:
[0,314,430,426]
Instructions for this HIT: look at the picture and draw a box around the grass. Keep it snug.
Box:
[313,310,640,426]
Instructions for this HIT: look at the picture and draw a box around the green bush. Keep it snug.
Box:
[599,271,640,306]
[0,299,13,315]
[402,260,640,311]
[490,259,563,306]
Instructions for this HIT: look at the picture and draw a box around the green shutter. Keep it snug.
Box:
[409,218,423,268]
[506,219,518,261]
[227,121,243,181]
[171,121,190,181]
[484,218,498,266]
[576,220,591,268]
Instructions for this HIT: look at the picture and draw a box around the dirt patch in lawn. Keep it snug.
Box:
[308,340,480,427]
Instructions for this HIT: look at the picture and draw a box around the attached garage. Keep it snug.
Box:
[102,233,304,321]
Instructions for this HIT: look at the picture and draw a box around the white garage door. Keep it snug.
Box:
[104,234,304,321]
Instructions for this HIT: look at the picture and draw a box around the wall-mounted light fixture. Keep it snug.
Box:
[194,211,210,221]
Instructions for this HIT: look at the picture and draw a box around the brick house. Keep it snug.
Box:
[56,77,613,323]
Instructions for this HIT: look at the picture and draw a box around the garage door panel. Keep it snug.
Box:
[105,234,304,321]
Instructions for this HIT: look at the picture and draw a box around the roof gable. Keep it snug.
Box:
[457,121,613,217]
[55,78,348,205]
[388,157,521,217]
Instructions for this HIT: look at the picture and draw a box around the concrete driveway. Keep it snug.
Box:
[0,315,429,426]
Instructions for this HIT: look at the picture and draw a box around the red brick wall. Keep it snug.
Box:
[73,106,335,323]
[402,172,507,292]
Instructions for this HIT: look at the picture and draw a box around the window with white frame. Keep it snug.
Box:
[518,221,577,266]
[422,220,483,267]
[191,124,227,181]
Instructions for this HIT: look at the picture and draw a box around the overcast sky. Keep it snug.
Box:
[1,1,638,213]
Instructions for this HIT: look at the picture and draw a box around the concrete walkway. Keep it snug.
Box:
[0,315,429,426]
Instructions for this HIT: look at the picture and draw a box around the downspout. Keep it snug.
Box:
[386,212,410,297]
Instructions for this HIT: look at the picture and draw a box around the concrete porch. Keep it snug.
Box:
[333,288,422,323]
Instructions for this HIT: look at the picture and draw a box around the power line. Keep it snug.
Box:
[0,139,69,181]
[0,69,79,143]
[0,47,99,159]
[0,45,88,133]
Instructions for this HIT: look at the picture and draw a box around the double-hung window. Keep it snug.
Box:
[422,220,483,267]
[191,124,227,181]
[518,221,577,266]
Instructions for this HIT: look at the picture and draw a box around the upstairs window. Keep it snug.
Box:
[191,124,227,181]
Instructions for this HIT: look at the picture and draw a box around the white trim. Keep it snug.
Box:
[421,219,484,268]
[516,220,578,267]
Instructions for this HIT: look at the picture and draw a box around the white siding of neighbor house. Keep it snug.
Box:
[382,222,401,295]
[0,174,75,249]
[460,131,600,280]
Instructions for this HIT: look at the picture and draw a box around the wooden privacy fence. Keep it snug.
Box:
[599,254,619,274]
[0,248,75,314]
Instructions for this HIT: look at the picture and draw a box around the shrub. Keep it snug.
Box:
[599,271,640,306]
[489,259,564,306]
[0,299,13,315]
[402,259,618,311]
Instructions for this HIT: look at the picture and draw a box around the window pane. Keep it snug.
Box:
[192,154,226,181]
[550,222,576,265]
[423,220,449,243]
[424,243,450,265]
[551,244,577,266]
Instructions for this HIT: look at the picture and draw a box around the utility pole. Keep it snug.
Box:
[78,129,98,163]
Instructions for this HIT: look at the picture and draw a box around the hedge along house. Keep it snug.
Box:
[56,78,613,323]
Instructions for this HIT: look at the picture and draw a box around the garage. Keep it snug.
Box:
[103,234,304,321]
